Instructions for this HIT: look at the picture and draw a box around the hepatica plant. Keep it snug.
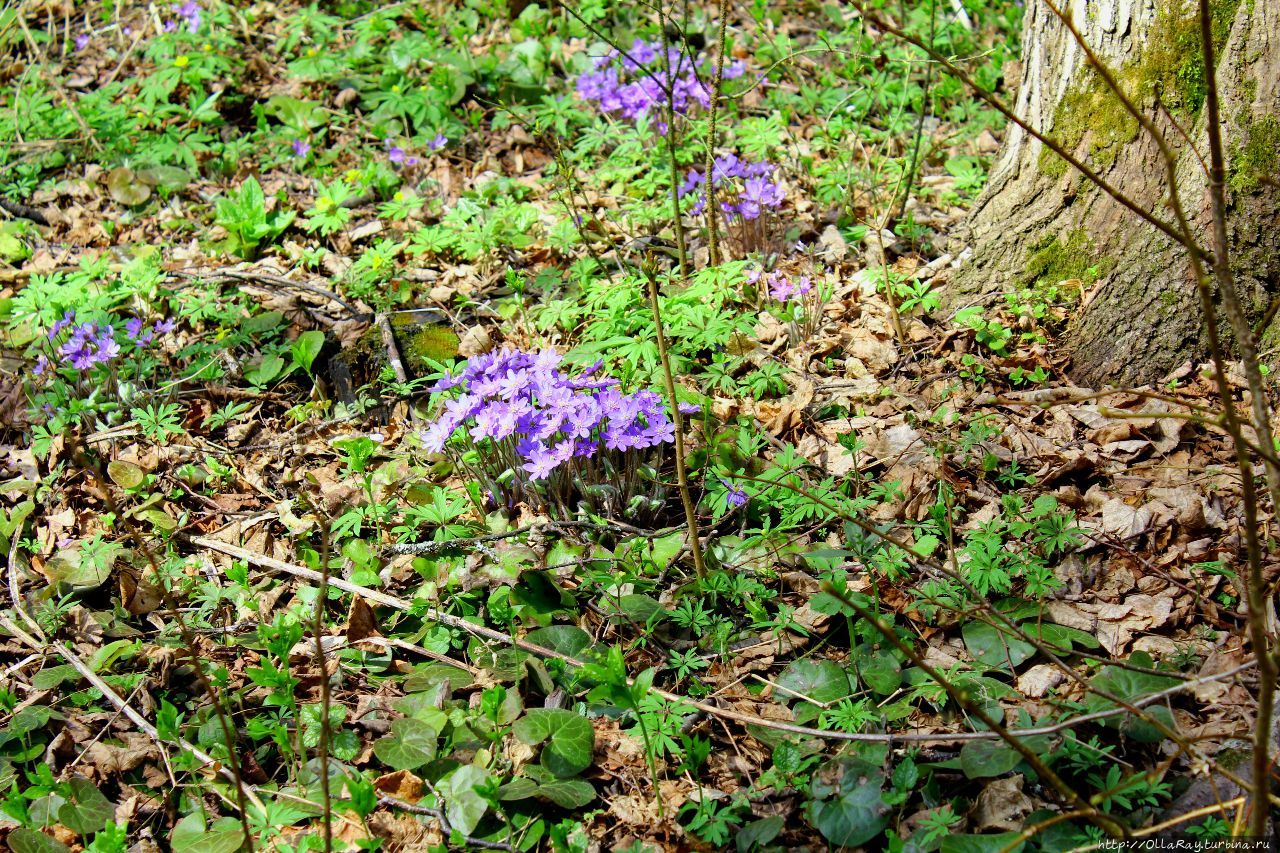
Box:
[680,153,786,255]
[421,348,695,519]
[574,38,745,131]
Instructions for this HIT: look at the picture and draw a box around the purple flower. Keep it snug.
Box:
[388,147,406,164]
[429,133,447,151]
[574,40,729,132]
[177,0,201,33]
[722,480,749,508]
[154,318,177,334]
[49,310,76,339]
[523,446,558,481]
[125,317,152,344]
[291,138,310,158]
[677,402,701,414]
[163,19,178,33]
[74,33,90,51]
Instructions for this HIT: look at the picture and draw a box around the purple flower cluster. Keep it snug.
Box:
[385,138,422,167]
[421,347,694,483]
[747,269,812,302]
[165,1,201,34]
[574,39,745,130]
[35,310,176,374]
[679,154,785,222]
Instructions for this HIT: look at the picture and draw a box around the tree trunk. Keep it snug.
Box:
[946,0,1280,387]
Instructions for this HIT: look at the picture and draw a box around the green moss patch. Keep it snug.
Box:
[1229,116,1280,193]
[1043,0,1241,174]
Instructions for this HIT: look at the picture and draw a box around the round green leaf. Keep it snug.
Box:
[170,814,247,853]
[776,658,855,705]
[959,739,1023,779]
[107,460,145,490]
[7,828,71,853]
[513,708,595,777]
[806,774,889,847]
[442,764,492,836]
[962,621,1036,669]
[107,167,151,206]
[372,718,438,770]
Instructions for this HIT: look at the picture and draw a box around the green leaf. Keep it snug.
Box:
[57,777,113,835]
[135,165,192,191]
[32,664,79,690]
[611,593,665,624]
[851,645,901,695]
[7,828,72,853]
[524,625,592,659]
[737,816,784,853]
[1028,622,1101,651]
[442,764,492,836]
[806,764,889,847]
[107,460,144,491]
[245,354,285,387]
[959,739,1023,779]
[136,508,179,533]
[43,550,112,591]
[962,621,1036,669]
[107,167,152,206]
[513,708,595,777]
[1084,662,1181,743]
[290,330,326,375]
[776,658,855,705]
[170,813,247,853]
[535,776,596,808]
[372,718,438,770]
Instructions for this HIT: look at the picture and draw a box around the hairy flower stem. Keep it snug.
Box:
[644,268,706,579]
[702,0,730,267]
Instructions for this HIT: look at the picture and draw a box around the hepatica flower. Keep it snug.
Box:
[680,153,785,222]
[421,347,688,515]
[574,39,745,132]
[291,138,311,158]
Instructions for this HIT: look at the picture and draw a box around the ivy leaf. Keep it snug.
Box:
[959,739,1023,779]
[524,625,593,658]
[513,708,595,777]
[170,813,247,853]
[107,167,152,206]
[535,776,596,808]
[962,622,1036,670]
[442,764,492,836]
[805,763,889,847]
[776,659,855,705]
[373,718,438,770]
[7,828,72,853]
[851,645,901,695]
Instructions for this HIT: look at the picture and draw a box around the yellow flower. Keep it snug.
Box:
[173,55,189,68]
[344,169,361,182]
[391,84,401,93]
[370,255,384,269]
[317,195,334,212]
[393,191,405,202]
[306,47,318,57]
[202,43,212,52]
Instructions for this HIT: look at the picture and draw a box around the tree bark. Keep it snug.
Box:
[946,0,1280,386]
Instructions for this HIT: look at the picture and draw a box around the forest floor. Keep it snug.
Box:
[0,0,1270,851]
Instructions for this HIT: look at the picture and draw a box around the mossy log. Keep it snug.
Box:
[946,0,1280,386]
